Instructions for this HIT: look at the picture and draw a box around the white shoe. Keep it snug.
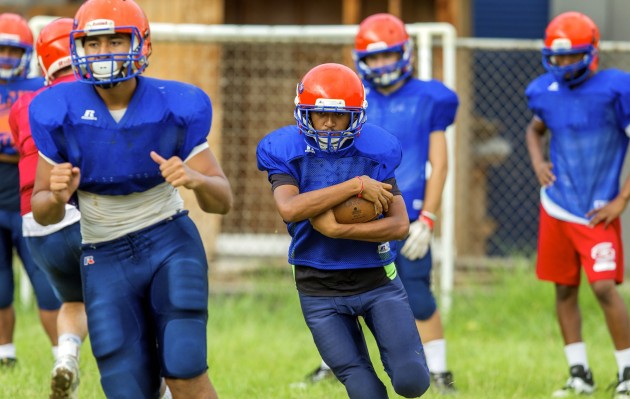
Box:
[552,365,595,397]
[50,355,80,399]
[615,367,630,399]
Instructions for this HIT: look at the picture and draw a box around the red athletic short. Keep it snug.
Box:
[536,205,624,285]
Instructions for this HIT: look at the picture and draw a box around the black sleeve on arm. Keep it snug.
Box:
[270,173,298,191]
[385,177,402,196]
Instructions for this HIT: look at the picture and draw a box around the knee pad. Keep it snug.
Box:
[407,284,437,321]
[392,362,430,398]
[162,318,207,378]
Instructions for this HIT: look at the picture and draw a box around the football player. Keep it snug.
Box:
[29,0,233,398]
[257,62,430,399]
[0,12,60,369]
[9,18,84,399]
[525,11,630,398]
[303,13,462,394]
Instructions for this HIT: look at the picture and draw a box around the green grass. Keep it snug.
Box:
[1,261,628,398]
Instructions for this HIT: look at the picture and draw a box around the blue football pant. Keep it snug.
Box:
[81,212,209,399]
[25,221,82,303]
[392,240,437,321]
[299,276,430,399]
[0,209,60,310]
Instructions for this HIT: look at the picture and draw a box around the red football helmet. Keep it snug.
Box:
[36,18,73,85]
[353,13,413,87]
[70,0,152,86]
[542,11,599,85]
[294,63,367,152]
[0,13,34,80]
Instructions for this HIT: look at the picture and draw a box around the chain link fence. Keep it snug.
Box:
[27,17,630,267]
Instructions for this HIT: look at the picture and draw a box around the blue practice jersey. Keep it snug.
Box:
[257,124,402,270]
[526,69,630,218]
[365,78,458,221]
[29,76,211,196]
[0,76,44,211]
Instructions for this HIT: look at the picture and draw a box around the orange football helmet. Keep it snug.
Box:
[353,13,413,87]
[542,11,599,85]
[294,63,367,152]
[36,18,73,85]
[70,0,151,86]
[0,13,34,80]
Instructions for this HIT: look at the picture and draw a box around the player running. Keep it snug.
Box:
[29,0,233,398]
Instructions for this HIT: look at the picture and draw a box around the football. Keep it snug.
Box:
[332,196,378,224]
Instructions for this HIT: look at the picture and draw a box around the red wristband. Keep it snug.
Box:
[420,210,436,230]
[356,176,364,198]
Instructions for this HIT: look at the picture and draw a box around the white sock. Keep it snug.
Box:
[52,346,59,360]
[320,359,331,371]
[0,343,16,359]
[564,342,589,369]
[58,333,82,358]
[160,385,173,399]
[424,339,447,373]
[614,347,630,379]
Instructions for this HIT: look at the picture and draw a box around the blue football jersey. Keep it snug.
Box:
[365,78,458,221]
[526,69,630,218]
[257,124,402,270]
[0,76,44,211]
[29,76,211,195]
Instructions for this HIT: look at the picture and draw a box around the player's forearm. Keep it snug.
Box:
[423,166,447,215]
[327,196,409,242]
[278,178,363,222]
[525,122,546,168]
[31,191,67,225]
[190,175,234,214]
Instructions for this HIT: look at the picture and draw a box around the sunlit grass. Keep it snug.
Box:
[1,260,628,398]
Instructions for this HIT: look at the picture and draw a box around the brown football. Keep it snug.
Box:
[332,196,378,224]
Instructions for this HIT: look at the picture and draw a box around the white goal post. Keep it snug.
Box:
[27,17,457,311]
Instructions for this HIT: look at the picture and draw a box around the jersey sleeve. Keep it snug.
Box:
[612,71,630,134]
[429,81,459,132]
[176,85,213,160]
[256,131,294,180]
[28,90,67,164]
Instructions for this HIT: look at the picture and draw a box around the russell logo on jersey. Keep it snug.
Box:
[81,109,98,121]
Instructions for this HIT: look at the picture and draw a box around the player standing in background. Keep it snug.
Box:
[307,13,459,394]
[0,12,61,368]
[10,17,86,399]
[525,11,630,398]
[257,62,430,399]
[29,0,233,398]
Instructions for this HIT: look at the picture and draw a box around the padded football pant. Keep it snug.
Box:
[81,212,209,399]
[299,276,430,399]
[392,241,437,321]
[26,221,82,303]
[0,209,60,310]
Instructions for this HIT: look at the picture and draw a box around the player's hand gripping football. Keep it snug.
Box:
[400,211,436,260]
[151,151,199,189]
[357,175,394,215]
[49,163,81,205]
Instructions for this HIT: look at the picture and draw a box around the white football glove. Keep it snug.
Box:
[400,216,434,260]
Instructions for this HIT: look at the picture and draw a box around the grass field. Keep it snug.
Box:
[1,259,629,399]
